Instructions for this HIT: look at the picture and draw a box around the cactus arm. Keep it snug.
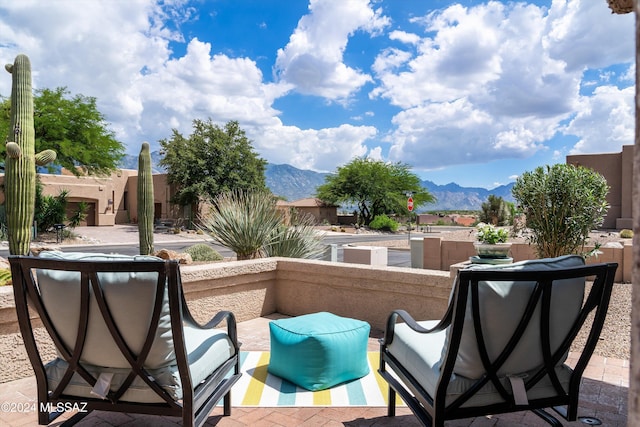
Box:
[35,149,56,166]
[6,142,21,159]
[137,142,154,255]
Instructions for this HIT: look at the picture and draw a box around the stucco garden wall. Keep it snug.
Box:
[421,236,630,283]
[0,257,452,384]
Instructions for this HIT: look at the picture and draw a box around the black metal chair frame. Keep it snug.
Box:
[9,255,242,427]
[379,261,618,427]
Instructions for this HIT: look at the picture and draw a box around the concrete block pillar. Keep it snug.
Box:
[410,237,424,268]
[343,246,387,266]
[321,244,338,262]
[423,236,442,270]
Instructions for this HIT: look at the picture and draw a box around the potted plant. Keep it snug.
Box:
[474,223,511,259]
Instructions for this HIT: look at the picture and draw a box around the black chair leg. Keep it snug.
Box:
[388,386,396,417]
[224,392,231,416]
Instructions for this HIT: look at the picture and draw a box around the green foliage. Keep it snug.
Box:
[512,164,609,258]
[0,268,11,286]
[316,157,434,226]
[263,210,325,258]
[620,229,634,239]
[185,243,223,262]
[1,87,124,176]
[159,119,267,210]
[36,189,68,232]
[479,195,511,226]
[67,201,88,228]
[475,222,509,244]
[199,190,324,260]
[369,214,399,232]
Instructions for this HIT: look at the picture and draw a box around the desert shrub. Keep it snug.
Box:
[479,195,511,226]
[185,243,223,262]
[512,164,609,258]
[620,229,634,239]
[369,214,399,232]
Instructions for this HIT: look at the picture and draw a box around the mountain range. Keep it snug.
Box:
[119,153,514,211]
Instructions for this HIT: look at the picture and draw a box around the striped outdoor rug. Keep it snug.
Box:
[231,351,404,407]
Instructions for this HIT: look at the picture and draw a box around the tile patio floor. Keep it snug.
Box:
[0,315,629,426]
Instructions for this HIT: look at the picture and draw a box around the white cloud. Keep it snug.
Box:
[544,0,634,72]
[274,0,389,100]
[389,30,420,45]
[251,122,376,172]
[374,0,634,169]
[565,85,634,154]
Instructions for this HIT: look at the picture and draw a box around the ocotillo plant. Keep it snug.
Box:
[137,142,154,255]
[4,54,56,255]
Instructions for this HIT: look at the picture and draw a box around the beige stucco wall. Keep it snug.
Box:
[421,236,629,283]
[567,145,633,230]
[0,257,452,384]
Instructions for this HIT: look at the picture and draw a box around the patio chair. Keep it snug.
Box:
[379,255,618,427]
[9,251,241,427]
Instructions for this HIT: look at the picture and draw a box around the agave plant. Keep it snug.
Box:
[200,190,326,260]
[263,210,325,259]
[199,190,282,260]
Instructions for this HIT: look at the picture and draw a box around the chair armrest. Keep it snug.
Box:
[185,309,239,349]
[382,309,451,346]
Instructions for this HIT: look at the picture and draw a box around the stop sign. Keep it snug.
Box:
[407,196,414,211]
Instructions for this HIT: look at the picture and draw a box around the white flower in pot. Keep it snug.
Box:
[474,223,511,259]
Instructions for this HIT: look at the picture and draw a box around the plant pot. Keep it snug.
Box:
[474,242,512,259]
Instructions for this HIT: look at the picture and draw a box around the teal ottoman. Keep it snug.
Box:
[268,312,370,391]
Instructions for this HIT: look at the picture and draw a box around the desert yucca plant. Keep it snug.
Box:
[263,211,325,258]
[200,190,325,260]
[199,190,282,260]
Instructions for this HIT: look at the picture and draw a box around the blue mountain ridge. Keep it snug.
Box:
[118,154,514,211]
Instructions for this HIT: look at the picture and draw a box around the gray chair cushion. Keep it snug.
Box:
[389,321,573,407]
[451,255,585,379]
[38,251,236,402]
[387,255,584,405]
[36,251,175,369]
[45,323,235,402]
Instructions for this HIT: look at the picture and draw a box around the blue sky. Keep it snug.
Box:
[0,0,634,189]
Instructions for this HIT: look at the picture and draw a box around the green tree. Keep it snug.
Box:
[1,87,124,176]
[511,163,609,258]
[159,119,267,213]
[479,195,511,225]
[316,157,434,226]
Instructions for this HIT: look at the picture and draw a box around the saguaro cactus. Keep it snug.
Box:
[137,142,154,255]
[4,54,56,255]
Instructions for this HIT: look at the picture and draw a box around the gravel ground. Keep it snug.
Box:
[359,228,632,361]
